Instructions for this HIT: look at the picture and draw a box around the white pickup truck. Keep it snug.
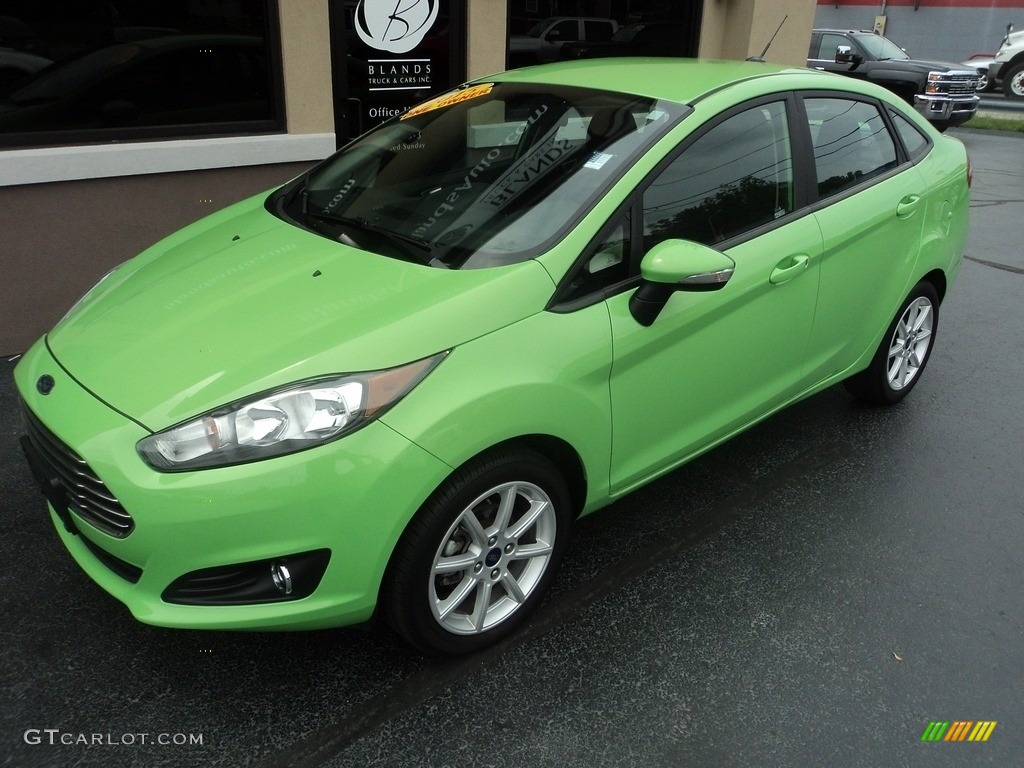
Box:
[988,24,1024,98]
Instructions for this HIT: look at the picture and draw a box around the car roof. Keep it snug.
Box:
[489,58,836,105]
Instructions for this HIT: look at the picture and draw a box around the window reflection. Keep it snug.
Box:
[0,1,280,147]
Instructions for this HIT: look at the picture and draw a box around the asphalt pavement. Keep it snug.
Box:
[1,128,1022,768]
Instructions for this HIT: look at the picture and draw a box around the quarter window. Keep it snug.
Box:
[888,108,931,162]
[806,98,898,199]
[643,100,794,250]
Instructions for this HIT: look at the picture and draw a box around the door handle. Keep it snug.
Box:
[769,254,809,285]
[896,194,921,219]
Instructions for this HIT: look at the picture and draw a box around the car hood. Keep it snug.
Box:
[48,195,556,431]
[872,58,975,75]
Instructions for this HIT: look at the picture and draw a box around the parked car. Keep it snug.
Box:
[508,16,618,67]
[808,29,980,130]
[959,52,995,92]
[17,58,970,655]
[560,21,688,60]
[987,23,1024,98]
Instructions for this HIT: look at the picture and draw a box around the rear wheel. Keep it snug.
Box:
[383,449,571,655]
[844,281,939,405]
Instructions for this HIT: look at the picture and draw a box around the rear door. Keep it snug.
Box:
[799,94,926,382]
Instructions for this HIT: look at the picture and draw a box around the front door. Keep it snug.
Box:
[606,99,822,493]
[329,0,466,147]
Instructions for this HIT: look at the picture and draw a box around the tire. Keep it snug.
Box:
[844,281,939,406]
[1002,62,1024,99]
[383,448,571,655]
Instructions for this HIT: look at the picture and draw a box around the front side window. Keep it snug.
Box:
[642,100,794,250]
[814,33,853,60]
[274,82,687,269]
[0,1,281,148]
[806,98,899,199]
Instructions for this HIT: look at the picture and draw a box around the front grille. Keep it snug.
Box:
[936,73,980,96]
[20,400,135,538]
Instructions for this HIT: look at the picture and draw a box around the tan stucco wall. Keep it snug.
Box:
[468,0,509,80]
[278,0,335,134]
[700,0,816,67]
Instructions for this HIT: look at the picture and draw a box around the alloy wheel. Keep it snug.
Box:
[886,297,934,390]
[429,481,556,635]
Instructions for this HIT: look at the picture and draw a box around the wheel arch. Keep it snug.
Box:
[921,268,948,304]
[373,434,587,633]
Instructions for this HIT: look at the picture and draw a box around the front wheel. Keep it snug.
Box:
[383,449,572,655]
[844,282,940,405]
[1003,62,1024,99]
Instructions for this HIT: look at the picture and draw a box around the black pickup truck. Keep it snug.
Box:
[808,29,980,130]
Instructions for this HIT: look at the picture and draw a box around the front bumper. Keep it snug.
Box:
[14,338,452,631]
[914,93,980,124]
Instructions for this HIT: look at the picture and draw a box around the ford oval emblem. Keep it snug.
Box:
[36,375,55,395]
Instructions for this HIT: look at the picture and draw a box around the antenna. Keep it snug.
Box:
[747,15,788,62]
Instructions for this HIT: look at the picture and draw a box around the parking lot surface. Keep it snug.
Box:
[2,128,1022,768]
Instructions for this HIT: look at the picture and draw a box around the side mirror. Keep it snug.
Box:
[835,45,857,65]
[628,240,735,327]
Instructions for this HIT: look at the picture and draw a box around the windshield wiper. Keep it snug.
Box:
[305,211,435,263]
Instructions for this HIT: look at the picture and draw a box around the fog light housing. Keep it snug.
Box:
[270,561,293,595]
[162,549,330,605]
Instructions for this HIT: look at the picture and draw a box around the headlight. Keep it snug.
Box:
[137,352,447,471]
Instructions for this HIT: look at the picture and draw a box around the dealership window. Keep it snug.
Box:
[0,0,283,149]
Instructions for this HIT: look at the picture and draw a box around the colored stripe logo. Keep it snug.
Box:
[921,721,997,742]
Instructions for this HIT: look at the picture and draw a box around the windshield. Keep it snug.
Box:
[274,81,687,269]
[526,21,546,37]
[853,33,909,61]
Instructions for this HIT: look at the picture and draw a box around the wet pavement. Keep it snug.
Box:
[2,128,1022,767]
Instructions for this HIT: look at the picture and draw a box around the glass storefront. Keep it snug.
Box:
[329,0,466,147]
[0,0,284,149]
[507,0,702,68]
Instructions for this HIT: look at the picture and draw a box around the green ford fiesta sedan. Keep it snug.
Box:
[16,59,970,654]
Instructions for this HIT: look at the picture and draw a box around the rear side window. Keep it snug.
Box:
[889,108,931,162]
[806,97,898,199]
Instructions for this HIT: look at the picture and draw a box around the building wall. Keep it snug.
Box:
[701,0,818,66]
[469,0,510,79]
[813,1,1024,62]
[278,0,335,135]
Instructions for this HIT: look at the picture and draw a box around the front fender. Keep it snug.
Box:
[381,306,614,514]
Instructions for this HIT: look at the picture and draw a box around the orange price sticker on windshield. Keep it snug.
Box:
[402,84,494,120]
